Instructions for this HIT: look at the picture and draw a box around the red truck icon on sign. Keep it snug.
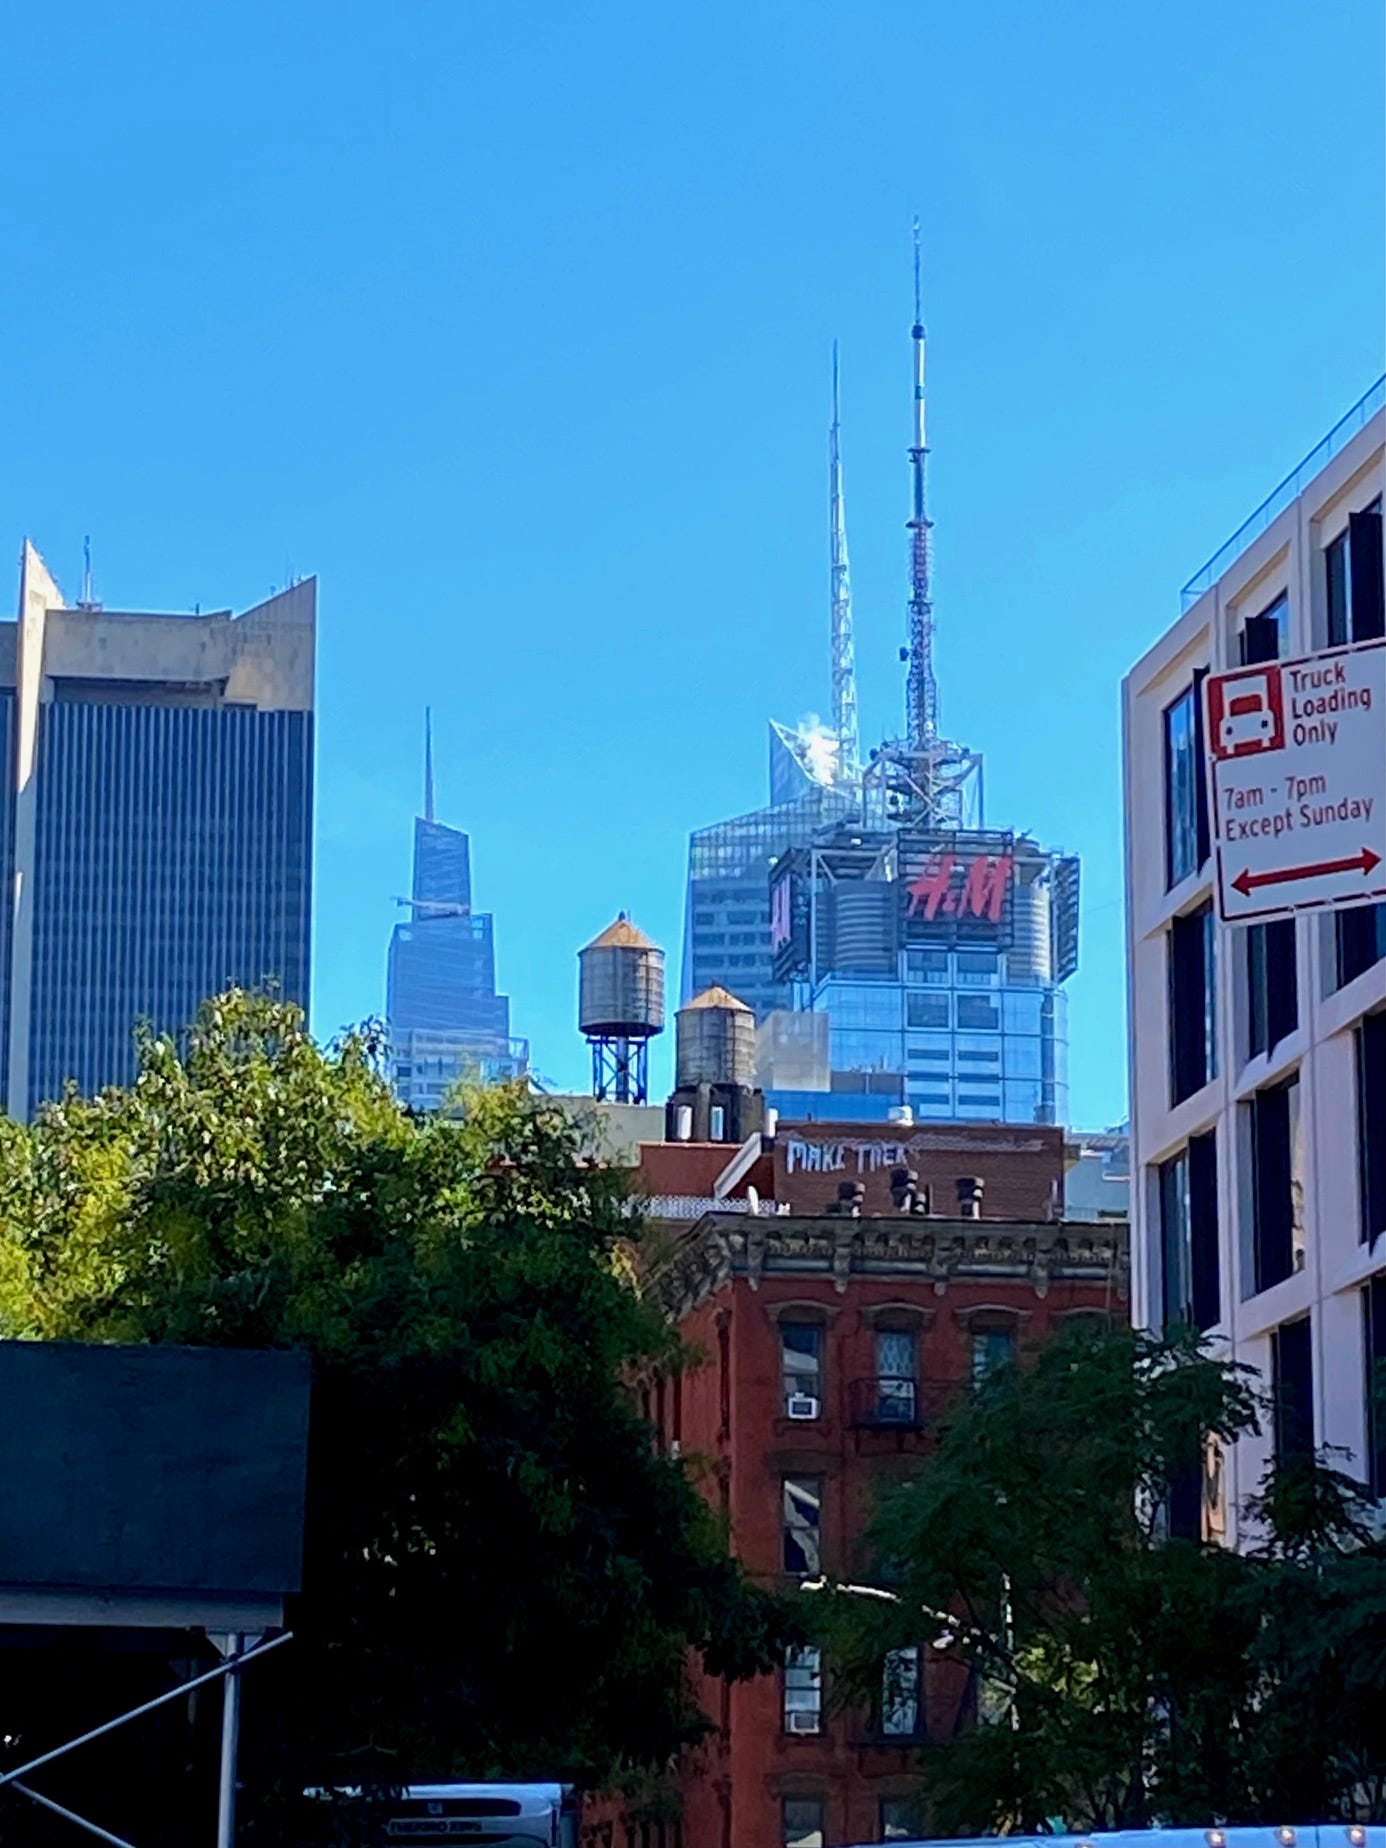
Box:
[1207,666,1285,760]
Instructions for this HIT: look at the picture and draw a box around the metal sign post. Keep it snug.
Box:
[214,1632,254,1848]
[1204,638,1386,923]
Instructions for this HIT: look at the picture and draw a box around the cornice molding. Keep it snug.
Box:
[649,1214,1129,1321]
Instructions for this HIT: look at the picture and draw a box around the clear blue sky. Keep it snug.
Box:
[1,1,1381,1124]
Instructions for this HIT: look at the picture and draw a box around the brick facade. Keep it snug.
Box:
[579,1125,1127,1848]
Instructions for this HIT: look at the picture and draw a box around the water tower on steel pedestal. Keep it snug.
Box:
[578,914,666,1104]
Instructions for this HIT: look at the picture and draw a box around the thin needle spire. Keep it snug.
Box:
[906,217,937,748]
[829,340,860,781]
[423,707,435,823]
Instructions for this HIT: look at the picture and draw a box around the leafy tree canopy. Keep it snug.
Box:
[0,990,794,1842]
[816,1321,1386,1831]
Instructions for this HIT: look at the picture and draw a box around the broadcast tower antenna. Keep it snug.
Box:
[423,707,435,823]
[829,341,860,781]
[906,217,938,750]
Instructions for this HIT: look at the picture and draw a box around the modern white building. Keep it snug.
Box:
[1123,379,1385,1544]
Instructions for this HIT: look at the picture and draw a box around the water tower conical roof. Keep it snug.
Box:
[682,985,753,1013]
[583,914,659,952]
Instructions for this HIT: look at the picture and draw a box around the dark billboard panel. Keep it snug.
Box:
[0,1342,309,1603]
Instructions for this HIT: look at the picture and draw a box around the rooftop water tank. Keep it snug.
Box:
[675,986,755,1089]
[578,915,665,1038]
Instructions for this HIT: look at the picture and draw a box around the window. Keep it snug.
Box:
[1002,990,1044,1034]
[1249,1074,1304,1294]
[906,948,950,985]
[972,1326,1015,1389]
[1169,902,1216,1103]
[1158,1131,1219,1333]
[1326,506,1385,646]
[782,1799,825,1848]
[906,991,950,1029]
[955,949,998,984]
[1164,676,1210,888]
[781,1322,823,1416]
[782,1477,822,1575]
[1363,1278,1386,1499]
[1240,592,1288,663]
[958,1048,1000,1063]
[783,1646,822,1734]
[880,1799,923,1842]
[1272,1316,1314,1464]
[1358,1013,1386,1245]
[881,1646,920,1737]
[956,994,999,1031]
[1336,904,1386,989]
[1166,1438,1203,1542]
[1246,918,1297,1060]
[1327,527,1350,645]
[875,1328,917,1422]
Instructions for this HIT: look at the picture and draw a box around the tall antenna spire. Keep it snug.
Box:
[906,216,938,749]
[829,340,860,781]
[80,535,95,609]
[423,706,435,823]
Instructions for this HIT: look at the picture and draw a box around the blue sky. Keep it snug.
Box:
[1,1,1381,1124]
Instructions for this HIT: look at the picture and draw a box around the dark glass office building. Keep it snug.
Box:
[387,809,526,1111]
[5,545,315,1118]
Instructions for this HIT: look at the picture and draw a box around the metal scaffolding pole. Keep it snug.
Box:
[0,1630,290,1846]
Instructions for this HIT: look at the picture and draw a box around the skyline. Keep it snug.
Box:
[2,0,1382,1125]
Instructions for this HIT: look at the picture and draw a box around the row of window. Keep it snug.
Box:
[822,985,1052,1038]
[692,908,768,927]
[779,1321,1017,1430]
[1158,1011,1386,1321]
[906,991,1000,1031]
[691,951,763,971]
[1162,501,1384,897]
[1168,900,1385,1112]
[782,1642,920,1739]
[907,946,1001,985]
[780,1796,921,1848]
[1165,1286,1385,1542]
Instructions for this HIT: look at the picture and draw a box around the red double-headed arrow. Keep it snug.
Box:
[1232,846,1382,897]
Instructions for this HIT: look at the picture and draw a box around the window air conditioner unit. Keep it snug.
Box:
[786,1393,820,1421]
[785,1710,821,1735]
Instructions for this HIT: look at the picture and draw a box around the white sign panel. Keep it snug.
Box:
[1204,638,1386,924]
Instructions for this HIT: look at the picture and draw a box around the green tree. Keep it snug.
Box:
[0,991,794,1843]
[815,1321,1386,1830]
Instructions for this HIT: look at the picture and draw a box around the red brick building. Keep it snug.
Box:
[592,1118,1128,1848]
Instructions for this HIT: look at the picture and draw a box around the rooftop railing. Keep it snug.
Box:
[1180,375,1386,611]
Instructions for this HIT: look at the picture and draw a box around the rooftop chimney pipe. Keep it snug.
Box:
[955,1176,984,1220]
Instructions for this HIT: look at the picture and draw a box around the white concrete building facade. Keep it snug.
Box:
[1123,381,1385,1544]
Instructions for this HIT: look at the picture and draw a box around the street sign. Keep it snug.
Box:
[1204,638,1386,923]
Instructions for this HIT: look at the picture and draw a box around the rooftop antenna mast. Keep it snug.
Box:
[78,535,98,610]
[829,341,860,781]
[423,707,435,823]
[906,218,938,750]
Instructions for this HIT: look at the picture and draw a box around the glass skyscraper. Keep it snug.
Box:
[686,769,1080,1127]
[4,543,315,1118]
[386,785,526,1113]
[681,785,854,1018]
